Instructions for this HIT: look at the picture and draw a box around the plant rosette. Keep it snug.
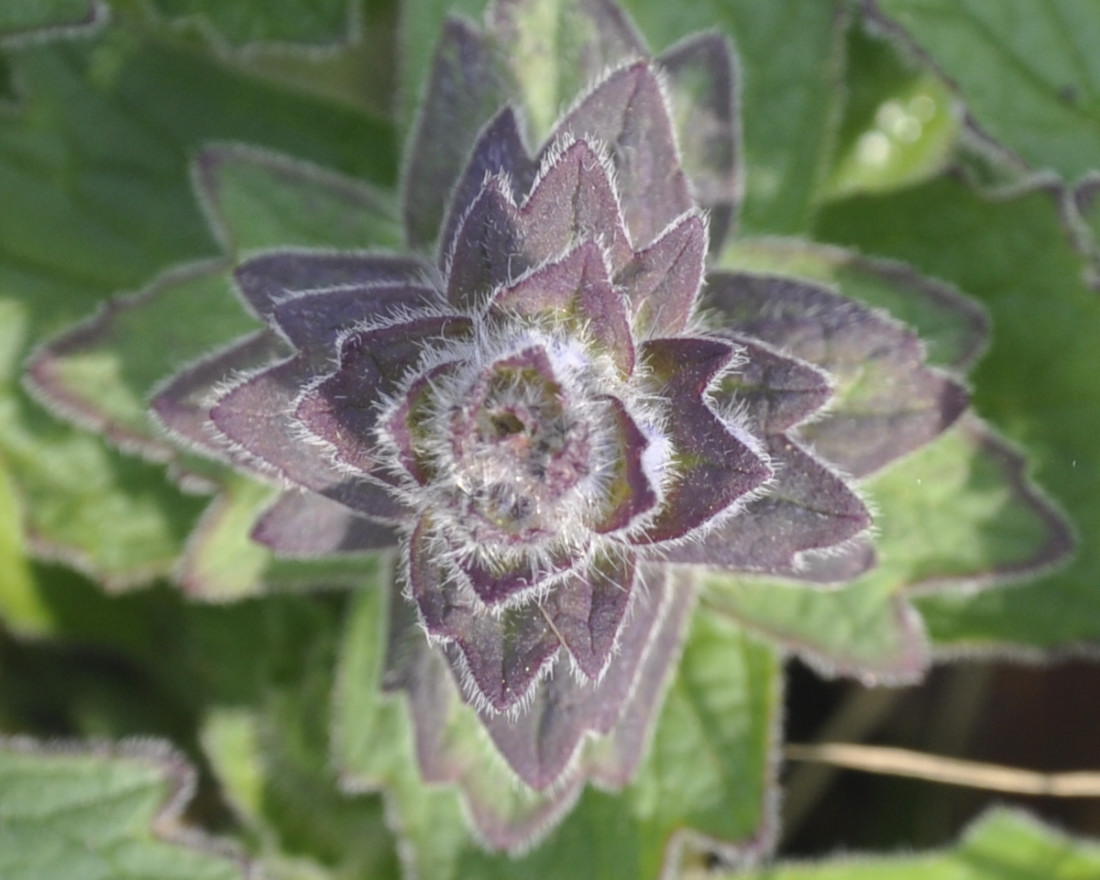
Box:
[22,0,1075,866]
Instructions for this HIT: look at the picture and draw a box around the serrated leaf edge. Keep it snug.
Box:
[0,735,260,879]
[0,0,108,49]
[149,0,361,60]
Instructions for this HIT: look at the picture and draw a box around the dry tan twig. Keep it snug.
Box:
[785,743,1100,797]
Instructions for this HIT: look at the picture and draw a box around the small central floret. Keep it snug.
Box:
[385,323,636,568]
[450,345,593,540]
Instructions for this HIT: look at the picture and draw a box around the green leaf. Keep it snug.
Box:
[332,583,512,880]
[623,611,781,876]
[2,35,394,326]
[0,738,251,880]
[2,26,395,588]
[876,418,1072,593]
[704,575,923,683]
[195,143,403,252]
[27,139,404,460]
[150,0,351,47]
[0,0,102,42]
[621,0,848,234]
[23,140,409,600]
[0,52,15,102]
[874,0,1100,181]
[2,315,205,588]
[705,415,1072,679]
[195,593,401,880]
[723,808,1100,880]
[823,18,961,200]
[0,302,49,633]
[0,444,50,637]
[819,175,1095,651]
[26,263,254,457]
[489,0,646,144]
[180,475,380,600]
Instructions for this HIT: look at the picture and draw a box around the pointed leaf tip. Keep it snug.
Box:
[658,32,741,249]
[404,15,510,249]
[705,271,971,476]
[665,438,872,578]
[407,516,562,713]
[637,337,773,543]
[493,241,635,375]
[541,551,637,680]
[619,211,707,338]
[439,107,536,266]
[554,61,692,248]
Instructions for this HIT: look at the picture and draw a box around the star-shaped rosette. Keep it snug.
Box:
[13,0,1078,860]
[132,6,979,849]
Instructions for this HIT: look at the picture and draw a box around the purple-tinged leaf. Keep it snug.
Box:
[445,175,524,311]
[151,330,289,467]
[381,362,457,486]
[404,17,511,250]
[587,572,697,788]
[493,242,635,375]
[662,438,872,580]
[793,537,879,585]
[704,272,969,476]
[592,396,659,533]
[481,563,673,790]
[453,543,580,608]
[439,107,537,265]
[445,120,666,316]
[252,490,401,557]
[617,211,707,338]
[294,316,472,475]
[711,337,833,436]
[520,139,634,273]
[234,250,429,319]
[718,238,991,373]
[658,33,740,251]
[199,351,400,519]
[800,360,969,479]
[635,337,772,544]
[380,596,583,850]
[209,356,355,480]
[379,593,451,769]
[464,777,583,854]
[553,62,692,249]
[540,550,636,679]
[407,516,561,712]
[270,282,441,363]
